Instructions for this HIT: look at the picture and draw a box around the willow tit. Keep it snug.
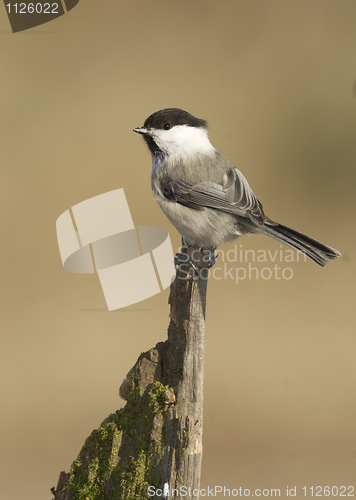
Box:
[134,108,340,267]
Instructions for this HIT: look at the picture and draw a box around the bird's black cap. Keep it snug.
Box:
[143,108,207,130]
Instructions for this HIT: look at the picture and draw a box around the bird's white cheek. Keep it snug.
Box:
[152,126,215,160]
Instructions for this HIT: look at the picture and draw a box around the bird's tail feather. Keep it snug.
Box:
[262,223,341,267]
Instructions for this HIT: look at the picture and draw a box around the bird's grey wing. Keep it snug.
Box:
[169,168,269,226]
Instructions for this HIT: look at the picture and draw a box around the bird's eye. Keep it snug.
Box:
[163,123,171,130]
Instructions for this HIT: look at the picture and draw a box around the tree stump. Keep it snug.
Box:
[51,245,209,500]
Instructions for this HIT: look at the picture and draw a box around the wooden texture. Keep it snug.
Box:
[51,246,208,500]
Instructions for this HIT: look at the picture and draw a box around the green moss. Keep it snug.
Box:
[67,381,171,500]
[175,468,184,486]
[67,423,123,500]
[126,370,143,400]
[182,428,189,449]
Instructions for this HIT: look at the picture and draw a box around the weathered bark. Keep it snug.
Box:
[51,245,208,500]
[51,472,70,500]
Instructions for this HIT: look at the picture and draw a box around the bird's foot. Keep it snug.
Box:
[174,248,217,271]
[202,249,218,269]
[174,252,197,271]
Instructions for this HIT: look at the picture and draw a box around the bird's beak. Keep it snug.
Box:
[133,126,150,135]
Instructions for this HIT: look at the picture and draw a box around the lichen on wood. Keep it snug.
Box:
[51,245,208,500]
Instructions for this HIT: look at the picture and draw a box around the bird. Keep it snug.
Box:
[133,108,340,268]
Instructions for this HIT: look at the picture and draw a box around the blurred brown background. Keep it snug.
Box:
[0,1,355,498]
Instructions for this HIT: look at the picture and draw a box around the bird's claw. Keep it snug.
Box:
[174,249,218,271]
[174,252,197,271]
[203,251,217,269]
